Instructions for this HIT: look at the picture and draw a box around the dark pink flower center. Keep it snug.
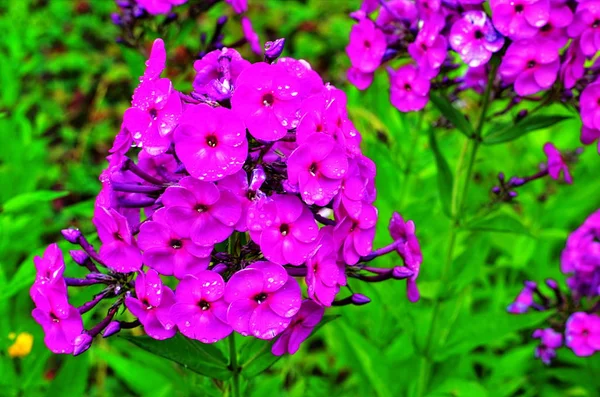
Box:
[420,43,428,51]
[514,4,524,12]
[593,20,600,28]
[309,162,318,176]
[195,204,208,213]
[170,239,182,249]
[113,232,124,241]
[280,223,290,236]
[527,60,536,69]
[404,83,412,92]
[50,313,60,323]
[199,300,210,311]
[583,329,590,336]
[540,23,552,32]
[474,30,483,39]
[316,124,324,132]
[364,40,371,49]
[262,93,275,107]
[254,293,268,304]
[206,134,218,148]
[149,108,158,119]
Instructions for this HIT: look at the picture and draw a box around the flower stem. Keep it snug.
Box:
[228,333,241,397]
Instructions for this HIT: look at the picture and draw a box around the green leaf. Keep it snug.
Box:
[2,190,68,213]
[334,321,393,397]
[427,129,454,217]
[435,311,553,361]
[483,115,572,145]
[464,214,530,235]
[121,334,232,380]
[426,378,489,397]
[430,93,473,138]
[239,314,340,378]
[45,356,90,397]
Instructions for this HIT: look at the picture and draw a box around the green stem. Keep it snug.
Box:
[228,333,241,397]
[415,62,497,397]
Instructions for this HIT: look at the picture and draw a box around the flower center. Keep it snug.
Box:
[420,43,427,51]
[540,23,552,32]
[583,329,590,337]
[149,108,158,119]
[195,204,208,213]
[262,93,275,107]
[316,124,323,132]
[199,300,210,311]
[474,30,483,39]
[309,162,318,176]
[527,60,536,69]
[113,232,124,241]
[206,134,218,148]
[514,4,524,12]
[364,40,371,49]
[170,239,182,249]
[50,313,60,323]
[280,223,290,236]
[254,293,268,304]
[404,83,412,92]
[594,20,600,28]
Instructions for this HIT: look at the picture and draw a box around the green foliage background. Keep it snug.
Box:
[1,1,599,396]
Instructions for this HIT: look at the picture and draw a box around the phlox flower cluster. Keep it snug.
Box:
[30,38,422,356]
[508,209,600,364]
[347,0,600,152]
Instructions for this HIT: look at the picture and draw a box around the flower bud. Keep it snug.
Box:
[61,228,81,244]
[392,266,414,280]
[69,250,89,266]
[264,38,285,63]
[73,333,93,356]
[351,294,371,306]
[103,321,121,338]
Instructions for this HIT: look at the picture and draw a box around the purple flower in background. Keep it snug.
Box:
[162,177,241,246]
[580,82,600,131]
[241,17,262,55]
[507,281,537,313]
[490,0,550,40]
[174,104,248,181]
[565,312,600,356]
[449,11,504,67]
[389,212,423,302]
[231,62,305,141]
[460,65,488,94]
[388,64,430,112]
[138,209,212,279]
[306,228,346,306]
[193,48,250,101]
[544,143,572,184]
[560,39,586,89]
[272,299,324,355]
[347,67,374,90]
[137,0,187,15]
[376,0,418,26]
[533,328,563,364]
[408,18,447,77]
[171,271,232,343]
[224,0,247,14]
[287,133,348,206]
[93,206,142,273]
[125,269,176,340]
[32,293,83,354]
[568,1,600,56]
[225,261,301,339]
[247,194,319,265]
[123,77,182,155]
[334,204,377,265]
[581,126,600,152]
[346,17,386,73]
[498,39,559,96]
